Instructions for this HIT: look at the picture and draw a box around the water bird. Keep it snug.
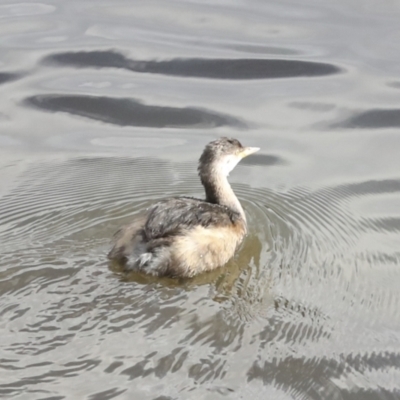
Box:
[108,137,259,277]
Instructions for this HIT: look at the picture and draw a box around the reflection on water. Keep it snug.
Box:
[0,72,21,85]
[337,109,400,129]
[24,94,245,128]
[1,0,400,399]
[43,50,342,80]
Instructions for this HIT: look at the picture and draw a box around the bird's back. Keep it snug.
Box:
[108,197,246,277]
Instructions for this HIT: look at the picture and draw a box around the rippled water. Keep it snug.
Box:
[1,0,400,399]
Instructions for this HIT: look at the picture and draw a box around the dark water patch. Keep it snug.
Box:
[24,95,244,128]
[88,387,127,400]
[42,51,133,70]
[247,356,340,399]
[120,347,191,381]
[341,389,400,400]
[241,153,285,167]
[42,50,342,80]
[247,350,400,400]
[0,72,21,85]
[335,179,400,198]
[153,397,175,400]
[336,109,400,129]
[290,101,336,112]
[257,308,332,347]
[387,81,400,89]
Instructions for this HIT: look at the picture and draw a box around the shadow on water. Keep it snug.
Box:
[42,50,342,80]
[23,94,245,128]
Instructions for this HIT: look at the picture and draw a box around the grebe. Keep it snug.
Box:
[108,137,259,277]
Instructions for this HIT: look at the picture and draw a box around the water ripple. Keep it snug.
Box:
[1,157,400,399]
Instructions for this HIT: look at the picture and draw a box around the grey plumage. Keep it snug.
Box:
[108,137,259,277]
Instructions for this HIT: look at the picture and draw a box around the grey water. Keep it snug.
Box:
[1,0,400,399]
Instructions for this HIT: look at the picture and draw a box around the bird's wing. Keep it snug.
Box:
[108,214,148,260]
[143,197,240,240]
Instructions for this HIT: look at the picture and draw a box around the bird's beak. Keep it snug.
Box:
[240,146,260,158]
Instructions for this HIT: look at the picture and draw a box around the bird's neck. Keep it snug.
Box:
[200,167,246,221]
